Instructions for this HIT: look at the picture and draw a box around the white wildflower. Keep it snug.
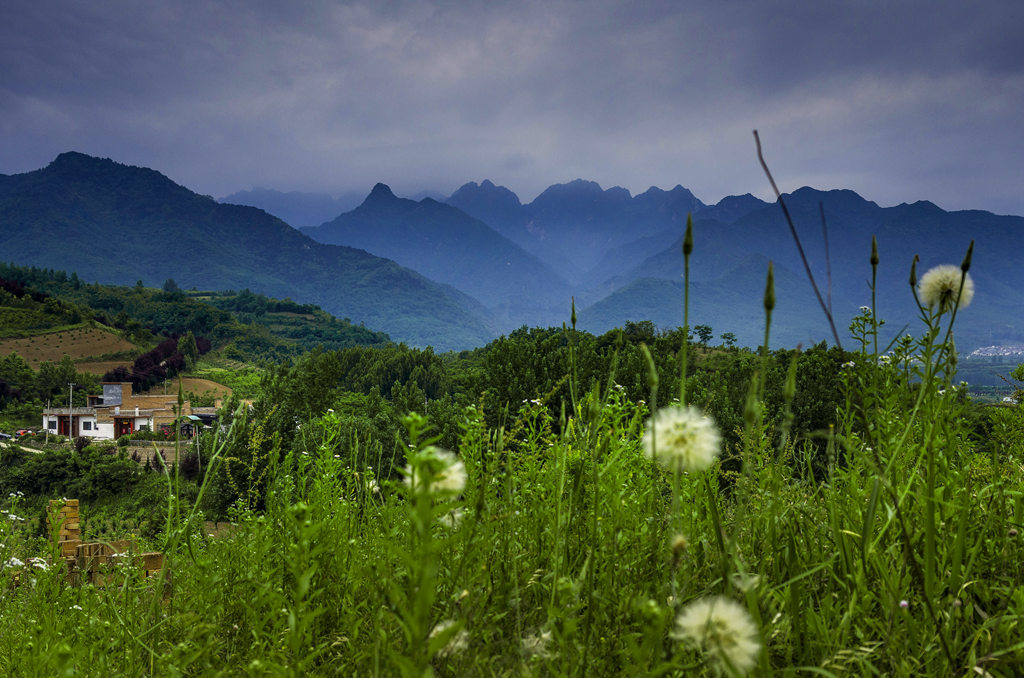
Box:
[643,406,721,472]
[29,558,48,571]
[918,265,974,312]
[674,596,761,675]
[859,305,871,313]
[5,557,24,569]
[842,361,856,369]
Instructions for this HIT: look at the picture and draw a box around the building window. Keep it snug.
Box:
[48,420,57,430]
[82,421,92,431]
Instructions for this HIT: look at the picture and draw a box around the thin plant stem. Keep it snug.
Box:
[754,129,843,349]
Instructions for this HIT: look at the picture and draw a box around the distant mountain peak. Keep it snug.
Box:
[369,183,395,199]
[448,180,522,207]
[49,151,116,172]
[533,179,635,206]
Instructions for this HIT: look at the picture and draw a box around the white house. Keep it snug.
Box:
[42,382,193,441]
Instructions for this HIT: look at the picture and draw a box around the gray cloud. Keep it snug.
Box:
[1,0,1022,214]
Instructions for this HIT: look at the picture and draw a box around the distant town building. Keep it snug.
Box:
[968,345,1024,358]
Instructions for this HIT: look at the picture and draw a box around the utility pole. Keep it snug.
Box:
[68,382,74,441]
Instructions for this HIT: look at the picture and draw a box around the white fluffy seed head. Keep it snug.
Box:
[674,596,761,675]
[642,406,721,472]
[918,265,974,312]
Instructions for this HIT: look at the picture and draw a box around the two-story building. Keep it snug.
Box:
[42,382,195,440]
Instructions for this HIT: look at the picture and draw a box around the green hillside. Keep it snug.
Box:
[0,263,391,362]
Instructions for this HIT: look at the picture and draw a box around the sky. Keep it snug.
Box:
[2,0,1023,214]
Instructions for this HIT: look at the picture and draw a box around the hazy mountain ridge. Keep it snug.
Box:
[447,179,708,283]
[0,153,494,351]
[598,188,1024,351]
[3,152,1021,353]
[300,183,573,330]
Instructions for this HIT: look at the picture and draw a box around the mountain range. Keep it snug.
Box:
[2,151,1022,353]
[0,153,493,351]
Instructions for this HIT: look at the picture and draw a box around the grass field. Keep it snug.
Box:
[138,377,233,399]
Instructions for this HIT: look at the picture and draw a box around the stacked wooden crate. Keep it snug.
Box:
[49,498,81,558]
[47,499,165,586]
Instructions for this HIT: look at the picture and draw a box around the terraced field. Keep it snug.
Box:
[0,327,135,367]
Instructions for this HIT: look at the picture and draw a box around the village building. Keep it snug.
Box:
[41,382,196,440]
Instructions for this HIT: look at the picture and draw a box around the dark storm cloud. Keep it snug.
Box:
[1,0,1022,214]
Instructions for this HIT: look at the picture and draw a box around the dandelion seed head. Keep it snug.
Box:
[674,596,761,675]
[432,450,467,495]
[918,265,974,312]
[643,406,721,472]
[404,447,466,496]
[522,629,552,659]
[430,619,469,659]
[441,507,464,530]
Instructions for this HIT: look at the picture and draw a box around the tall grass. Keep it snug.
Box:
[2,239,1024,676]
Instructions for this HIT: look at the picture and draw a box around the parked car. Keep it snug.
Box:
[0,432,11,440]
[14,429,35,438]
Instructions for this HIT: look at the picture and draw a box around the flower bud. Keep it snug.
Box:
[870,235,879,267]
[683,214,694,257]
[763,262,775,313]
[960,240,974,273]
